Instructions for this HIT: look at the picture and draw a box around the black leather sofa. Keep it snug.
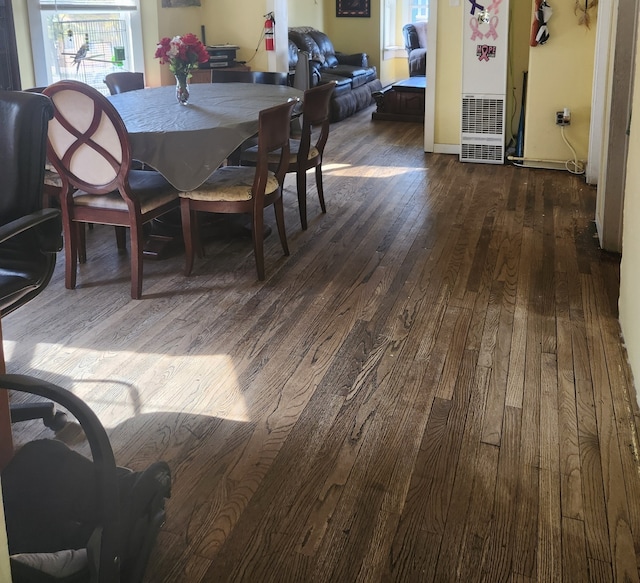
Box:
[288,27,382,122]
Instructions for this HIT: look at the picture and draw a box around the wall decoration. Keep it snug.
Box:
[476,44,497,61]
[162,0,200,7]
[336,0,370,17]
[575,0,597,27]
[467,0,485,15]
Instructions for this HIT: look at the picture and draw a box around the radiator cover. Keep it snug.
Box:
[460,95,506,164]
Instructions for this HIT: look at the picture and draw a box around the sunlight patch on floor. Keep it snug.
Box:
[4,342,250,423]
[323,162,425,177]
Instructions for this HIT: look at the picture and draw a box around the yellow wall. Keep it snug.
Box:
[288,0,324,28]
[201,0,271,72]
[434,0,462,146]
[523,2,596,161]
[619,12,640,397]
[12,1,35,89]
[323,0,382,83]
[508,0,533,142]
[155,0,203,86]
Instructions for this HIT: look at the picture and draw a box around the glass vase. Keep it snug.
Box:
[175,72,190,105]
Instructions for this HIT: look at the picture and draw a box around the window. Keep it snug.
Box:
[383,0,429,51]
[27,0,143,93]
[408,0,428,22]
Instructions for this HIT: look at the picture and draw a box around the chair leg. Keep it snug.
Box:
[180,199,196,276]
[64,220,78,290]
[78,223,87,264]
[252,211,265,281]
[316,164,326,214]
[274,197,289,256]
[130,223,144,300]
[115,226,127,252]
[296,168,308,230]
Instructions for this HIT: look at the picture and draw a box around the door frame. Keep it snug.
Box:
[424,0,437,151]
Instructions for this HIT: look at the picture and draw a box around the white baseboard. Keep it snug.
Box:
[433,143,460,155]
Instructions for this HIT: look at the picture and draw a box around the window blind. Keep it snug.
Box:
[39,0,136,10]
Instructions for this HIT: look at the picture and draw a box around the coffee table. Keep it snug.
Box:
[372,76,426,122]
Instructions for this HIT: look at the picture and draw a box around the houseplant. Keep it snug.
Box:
[155,33,209,104]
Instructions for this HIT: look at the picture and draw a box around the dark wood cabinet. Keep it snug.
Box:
[0,0,20,90]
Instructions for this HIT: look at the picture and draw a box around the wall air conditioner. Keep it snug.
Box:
[460,0,510,164]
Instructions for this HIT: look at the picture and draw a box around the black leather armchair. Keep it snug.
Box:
[402,22,427,77]
[0,89,65,429]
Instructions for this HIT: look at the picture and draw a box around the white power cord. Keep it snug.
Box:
[560,125,585,175]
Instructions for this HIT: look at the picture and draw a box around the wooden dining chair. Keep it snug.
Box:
[43,80,179,299]
[104,72,145,95]
[211,70,289,86]
[241,81,335,230]
[179,99,299,280]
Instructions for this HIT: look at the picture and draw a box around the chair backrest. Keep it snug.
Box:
[0,90,61,315]
[299,81,335,159]
[252,99,299,191]
[0,90,52,220]
[104,71,144,95]
[43,80,133,199]
[212,70,289,86]
[403,22,428,52]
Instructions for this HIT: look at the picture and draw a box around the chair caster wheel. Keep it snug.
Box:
[45,411,68,431]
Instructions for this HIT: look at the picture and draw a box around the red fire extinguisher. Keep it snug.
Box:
[264,12,275,51]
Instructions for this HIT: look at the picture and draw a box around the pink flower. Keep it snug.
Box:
[155,34,209,75]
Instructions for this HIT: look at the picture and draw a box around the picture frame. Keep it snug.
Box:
[336,0,370,17]
[162,0,200,6]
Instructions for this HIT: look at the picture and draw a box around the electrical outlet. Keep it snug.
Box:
[556,108,571,126]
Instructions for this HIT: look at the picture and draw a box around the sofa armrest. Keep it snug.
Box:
[335,52,369,68]
[409,48,427,77]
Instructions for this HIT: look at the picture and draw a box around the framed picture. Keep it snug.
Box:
[162,0,200,6]
[336,0,370,17]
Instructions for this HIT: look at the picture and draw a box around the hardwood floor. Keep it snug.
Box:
[5,106,640,582]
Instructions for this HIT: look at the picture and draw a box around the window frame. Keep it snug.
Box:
[27,0,144,91]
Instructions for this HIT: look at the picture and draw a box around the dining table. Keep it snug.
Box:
[108,83,303,192]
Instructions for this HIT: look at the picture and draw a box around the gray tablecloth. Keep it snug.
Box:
[108,83,302,191]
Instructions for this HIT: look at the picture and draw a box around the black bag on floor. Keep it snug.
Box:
[0,374,171,583]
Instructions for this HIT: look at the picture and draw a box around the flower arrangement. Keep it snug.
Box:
[155,33,209,104]
[155,33,209,76]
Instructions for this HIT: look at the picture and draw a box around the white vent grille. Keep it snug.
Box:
[461,143,504,162]
[460,95,506,164]
[461,97,504,135]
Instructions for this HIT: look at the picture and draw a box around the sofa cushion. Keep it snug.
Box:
[288,39,299,68]
[336,52,369,68]
[319,73,352,97]
[331,83,379,122]
[289,28,326,65]
[306,29,337,62]
[327,65,377,88]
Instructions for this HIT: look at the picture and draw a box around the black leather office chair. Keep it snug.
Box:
[1,374,172,583]
[0,89,65,429]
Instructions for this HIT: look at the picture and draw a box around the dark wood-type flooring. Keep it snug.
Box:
[6,106,640,582]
